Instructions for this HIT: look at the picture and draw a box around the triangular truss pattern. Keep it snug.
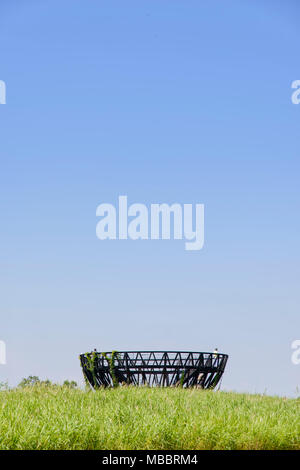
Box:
[80,351,228,389]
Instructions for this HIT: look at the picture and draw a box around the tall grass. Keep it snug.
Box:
[0,385,299,450]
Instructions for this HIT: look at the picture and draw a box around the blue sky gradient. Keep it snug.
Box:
[0,0,300,395]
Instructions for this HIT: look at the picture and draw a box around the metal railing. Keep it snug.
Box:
[80,351,228,389]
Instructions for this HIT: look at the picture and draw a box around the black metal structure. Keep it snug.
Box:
[80,351,228,389]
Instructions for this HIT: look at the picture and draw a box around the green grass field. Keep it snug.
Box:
[0,386,299,450]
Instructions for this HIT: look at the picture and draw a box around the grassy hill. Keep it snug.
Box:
[0,385,299,450]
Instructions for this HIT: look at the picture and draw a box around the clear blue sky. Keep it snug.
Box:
[1,0,299,396]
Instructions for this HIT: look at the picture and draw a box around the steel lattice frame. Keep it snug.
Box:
[80,351,228,389]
